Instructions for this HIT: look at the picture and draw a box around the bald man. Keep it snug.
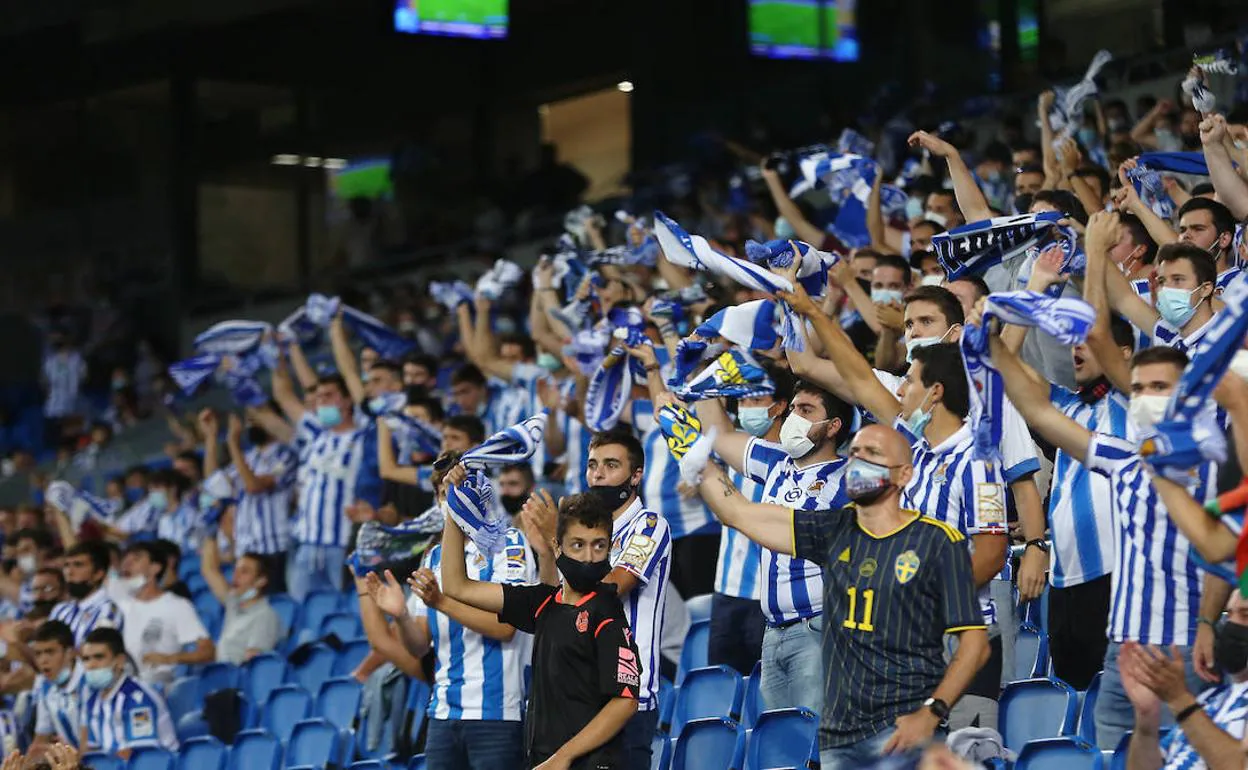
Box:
[688,424,989,769]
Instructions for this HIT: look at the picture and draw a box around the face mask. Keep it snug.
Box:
[316,405,343,428]
[537,352,562,373]
[1014,193,1034,215]
[556,553,612,593]
[198,492,217,512]
[923,211,949,228]
[920,274,945,287]
[844,457,897,505]
[590,482,634,512]
[904,197,924,221]
[238,587,259,603]
[66,581,94,600]
[905,387,936,435]
[16,555,36,576]
[32,600,57,617]
[367,396,391,416]
[111,377,127,391]
[1077,128,1098,148]
[246,426,268,446]
[905,331,949,364]
[738,406,775,438]
[855,278,873,295]
[779,413,828,459]
[84,667,116,691]
[54,668,71,687]
[120,574,146,595]
[774,217,796,239]
[1230,350,1248,382]
[871,288,904,305]
[124,486,145,504]
[1214,621,1248,675]
[1128,393,1170,430]
[147,491,168,512]
[1107,117,1126,132]
[1156,285,1203,328]
[500,494,527,516]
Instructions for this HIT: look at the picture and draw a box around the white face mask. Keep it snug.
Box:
[119,574,147,596]
[919,274,945,287]
[1128,393,1170,431]
[16,555,36,576]
[778,413,828,459]
[1230,350,1248,383]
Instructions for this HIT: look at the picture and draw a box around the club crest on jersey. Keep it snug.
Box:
[807,479,825,495]
[895,550,920,584]
[576,610,589,633]
[932,463,948,485]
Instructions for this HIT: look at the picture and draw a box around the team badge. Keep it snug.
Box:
[932,463,948,485]
[576,610,589,633]
[859,558,877,578]
[807,480,825,495]
[895,550,920,585]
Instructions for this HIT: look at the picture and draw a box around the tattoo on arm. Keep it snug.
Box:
[716,467,737,498]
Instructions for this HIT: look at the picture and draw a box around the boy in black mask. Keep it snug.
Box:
[51,541,123,646]
[437,492,640,770]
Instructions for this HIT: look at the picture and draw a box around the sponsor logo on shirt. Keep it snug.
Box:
[128,706,154,739]
[617,647,640,687]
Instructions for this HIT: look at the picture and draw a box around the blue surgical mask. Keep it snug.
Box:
[367,396,389,415]
[238,587,258,603]
[147,491,168,512]
[1157,285,1203,328]
[738,406,775,437]
[54,668,71,687]
[84,667,116,691]
[774,217,796,239]
[316,405,343,428]
[198,492,216,511]
[905,387,935,436]
[905,197,924,221]
[537,352,562,373]
[871,288,905,305]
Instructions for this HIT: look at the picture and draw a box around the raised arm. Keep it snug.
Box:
[699,462,796,555]
[352,571,425,678]
[1116,160,1178,247]
[530,262,569,356]
[1201,114,1248,220]
[198,409,221,479]
[1037,91,1062,189]
[1084,212,1135,394]
[693,397,751,475]
[199,536,231,604]
[760,164,830,248]
[908,131,992,222]
[988,331,1092,462]
[1129,100,1170,151]
[865,167,906,254]
[245,404,293,446]
[286,340,318,392]
[436,512,505,615]
[376,419,420,485]
[269,353,307,423]
[225,415,276,495]
[329,314,365,405]
[364,570,433,660]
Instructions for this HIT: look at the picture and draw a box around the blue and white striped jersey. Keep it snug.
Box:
[156,500,203,554]
[115,498,161,536]
[292,413,365,548]
[447,380,509,435]
[561,409,589,496]
[1086,433,1215,645]
[610,498,672,712]
[33,664,84,746]
[408,529,535,722]
[1130,278,1153,352]
[82,674,178,753]
[743,438,849,625]
[51,589,123,646]
[1162,679,1248,769]
[1152,316,1214,355]
[634,401,719,540]
[230,442,298,557]
[42,350,85,418]
[715,468,764,601]
[1218,266,1242,293]
[898,420,1008,626]
[1047,386,1129,587]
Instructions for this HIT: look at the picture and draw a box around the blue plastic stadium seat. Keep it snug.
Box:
[268,593,299,640]
[178,554,201,582]
[261,684,312,742]
[686,593,713,625]
[199,661,238,695]
[241,652,288,708]
[408,756,427,770]
[319,611,364,640]
[651,732,672,770]
[301,590,344,635]
[175,711,210,742]
[1078,672,1103,745]
[671,665,745,737]
[126,746,176,770]
[350,762,384,770]
[184,572,208,595]
[672,718,745,770]
[194,593,224,639]
[741,661,763,730]
[744,707,818,770]
[1000,678,1080,752]
[82,754,124,770]
[229,730,282,770]
[657,677,676,733]
[316,677,363,732]
[333,638,372,677]
[677,621,711,684]
[290,643,336,693]
[1014,624,1051,681]
[1016,737,1104,770]
[165,676,201,722]
[288,719,341,769]
[176,736,227,770]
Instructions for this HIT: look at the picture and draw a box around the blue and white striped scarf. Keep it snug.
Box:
[475,259,524,300]
[792,152,878,248]
[1047,49,1113,138]
[169,321,276,406]
[694,299,783,351]
[392,414,443,457]
[302,293,416,360]
[1140,274,1248,481]
[448,412,549,555]
[46,480,121,529]
[584,314,648,432]
[429,280,475,312]
[743,238,834,296]
[932,212,1072,280]
[837,128,876,158]
[674,349,774,402]
[963,292,1096,464]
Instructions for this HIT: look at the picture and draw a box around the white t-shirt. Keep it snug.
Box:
[119,592,209,686]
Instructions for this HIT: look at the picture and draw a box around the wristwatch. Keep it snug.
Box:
[1025,538,1050,554]
[923,697,950,721]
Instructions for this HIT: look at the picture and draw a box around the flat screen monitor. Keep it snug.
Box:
[329,158,394,200]
[394,0,509,40]
[749,0,859,62]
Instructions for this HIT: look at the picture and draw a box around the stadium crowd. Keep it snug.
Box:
[0,39,1247,770]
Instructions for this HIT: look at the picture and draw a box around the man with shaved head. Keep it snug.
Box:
[679,421,989,769]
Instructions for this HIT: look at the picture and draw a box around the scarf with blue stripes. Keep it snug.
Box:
[1047,49,1113,138]
[674,349,775,402]
[962,292,1096,464]
[792,152,878,248]
[168,321,276,407]
[584,308,648,432]
[932,212,1076,281]
[302,293,416,360]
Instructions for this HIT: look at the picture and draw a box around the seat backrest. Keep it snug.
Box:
[177,736,227,770]
[349,762,383,770]
[745,708,818,770]
[82,754,124,770]
[302,590,342,633]
[1000,678,1079,752]
[673,665,744,736]
[742,661,763,730]
[228,730,281,770]
[261,685,312,742]
[677,621,711,684]
[650,732,672,770]
[175,711,210,743]
[268,594,299,638]
[685,594,714,624]
[319,611,363,640]
[672,718,743,770]
[316,677,363,732]
[408,756,427,770]
[288,718,340,768]
[332,639,371,677]
[243,653,289,706]
[195,595,224,638]
[126,746,176,770]
[1078,672,1103,744]
[1015,737,1104,770]
[1014,624,1046,681]
[291,644,336,692]
[199,662,238,694]
[166,676,201,722]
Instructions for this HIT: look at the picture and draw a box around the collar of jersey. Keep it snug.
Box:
[852,508,921,540]
[918,421,972,455]
[611,498,647,538]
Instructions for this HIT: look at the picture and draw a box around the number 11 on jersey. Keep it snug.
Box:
[843,586,876,632]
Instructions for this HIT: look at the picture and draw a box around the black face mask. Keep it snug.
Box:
[66,581,94,600]
[556,553,612,593]
[1014,193,1034,215]
[855,277,873,295]
[589,482,634,512]
[500,494,527,516]
[31,600,58,617]
[246,426,269,446]
[1215,621,1248,675]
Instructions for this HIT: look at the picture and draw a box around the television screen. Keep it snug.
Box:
[749,0,858,62]
[394,0,509,40]
[329,159,394,200]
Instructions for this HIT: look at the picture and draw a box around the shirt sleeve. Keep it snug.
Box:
[958,460,1008,536]
[498,529,537,586]
[594,602,642,700]
[998,399,1041,483]
[174,598,211,645]
[744,437,787,484]
[1085,432,1137,478]
[294,413,322,459]
[498,583,556,634]
[613,513,670,585]
[934,532,987,632]
[793,508,848,564]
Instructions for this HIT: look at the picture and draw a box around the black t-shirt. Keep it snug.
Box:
[499,583,641,770]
